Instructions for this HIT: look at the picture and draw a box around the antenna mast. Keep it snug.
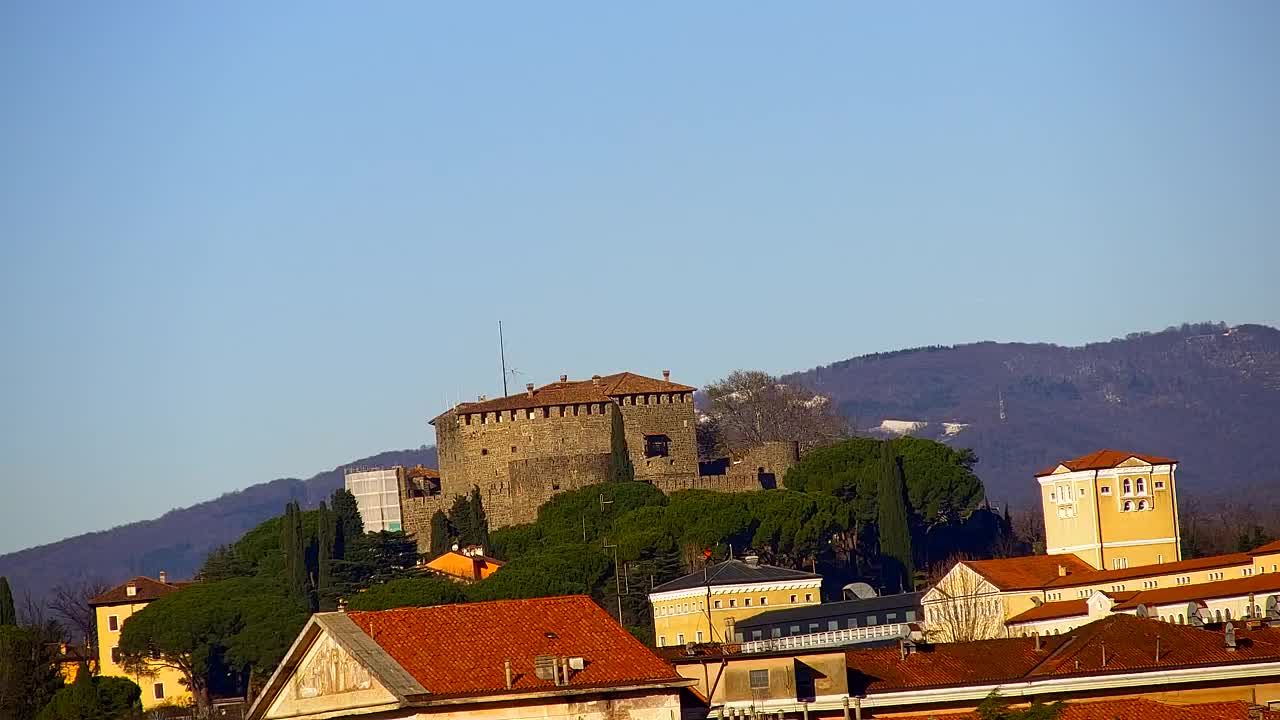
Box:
[499,321,508,397]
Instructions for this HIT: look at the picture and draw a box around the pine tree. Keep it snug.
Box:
[0,576,15,627]
[429,510,452,557]
[316,502,334,610]
[67,663,106,720]
[877,442,914,594]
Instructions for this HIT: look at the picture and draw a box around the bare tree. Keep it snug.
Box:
[49,578,110,665]
[921,556,1007,643]
[702,370,848,456]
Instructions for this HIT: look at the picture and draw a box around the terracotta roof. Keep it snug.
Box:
[1111,572,1280,611]
[1037,449,1177,477]
[850,614,1280,694]
[1045,553,1252,589]
[88,576,184,606]
[962,554,1096,591]
[651,559,821,593]
[1249,538,1280,556]
[898,699,1275,720]
[432,372,696,421]
[1007,599,1090,625]
[406,465,440,479]
[345,596,682,698]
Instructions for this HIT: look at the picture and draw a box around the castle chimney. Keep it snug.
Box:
[663,369,671,382]
[560,374,568,383]
[592,375,601,388]
[526,383,534,398]
[159,571,168,584]
[478,394,487,401]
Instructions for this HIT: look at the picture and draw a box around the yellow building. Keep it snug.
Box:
[648,555,822,647]
[1036,449,1181,571]
[90,574,192,710]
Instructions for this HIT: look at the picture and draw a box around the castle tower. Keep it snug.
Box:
[1035,450,1181,571]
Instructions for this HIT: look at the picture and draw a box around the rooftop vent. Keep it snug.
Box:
[663,369,671,382]
[534,655,558,682]
[526,383,535,398]
[592,375,601,388]
[744,554,760,567]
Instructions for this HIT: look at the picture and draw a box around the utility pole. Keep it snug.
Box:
[604,536,623,624]
[499,321,508,397]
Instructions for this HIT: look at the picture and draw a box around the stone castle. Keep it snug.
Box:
[396,370,799,551]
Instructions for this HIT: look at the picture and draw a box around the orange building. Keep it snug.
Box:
[424,545,504,582]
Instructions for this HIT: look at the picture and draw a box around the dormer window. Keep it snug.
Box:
[126,584,137,597]
[644,434,670,458]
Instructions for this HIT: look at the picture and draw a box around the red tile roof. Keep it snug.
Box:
[849,614,1280,694]
[406,465,440,479]
[1044,553,1252,589]
[346,596,682,698]
[1111,572,1280,611]
[1037,449,1177,477]
[88,576,184,606]
[899,699,1274,720]
[1249,539,1280,556]
[962,554,1096,591]
[432,372,696,421]
[1007,599,1091,625]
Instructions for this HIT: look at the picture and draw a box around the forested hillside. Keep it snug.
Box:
[786,322,1280,505]
[0,447,436,605]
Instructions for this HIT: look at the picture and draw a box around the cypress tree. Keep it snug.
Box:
[0,576,14,627]
[280,502,310,604]
[468,486,490,549]
[429,510,452,557]
[316,502,333,609]
[877,442,914,594]
[331,488,364,558]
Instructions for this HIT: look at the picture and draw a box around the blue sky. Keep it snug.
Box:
[1,2,1277,555]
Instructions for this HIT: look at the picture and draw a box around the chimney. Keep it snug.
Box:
[1034,632,1043,651]
[592,374,601,388]
[478,394,487,401]
[1058,565,1068,577]
[158,571,168,584]
[744,554,760,567]
[1225,623,1238,651]
[663,369,671,382]
[504,659,512,689]
[526,383,535,398]
[560,374,568,383]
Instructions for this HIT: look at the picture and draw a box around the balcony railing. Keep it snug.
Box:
[740,622,910,653]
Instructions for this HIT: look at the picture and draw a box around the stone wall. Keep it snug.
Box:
[506,453,615,525]
[398,473,449,554]
[613,392,699,483]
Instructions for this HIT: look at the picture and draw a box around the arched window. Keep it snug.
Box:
[1138,500,1148,511]
[1225,608,1232,621]
[1215,609,1223,622]
[1136,478,1146,494]
[1123,478,1132,495]
[1178,613,1185,624]
[1123,500,1134,512]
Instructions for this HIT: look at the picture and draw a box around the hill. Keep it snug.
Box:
[785,322,1280,506]
[0,447,436,604]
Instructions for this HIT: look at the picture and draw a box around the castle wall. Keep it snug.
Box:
[435,403,615,528]
[615,391,699,483]
[506,453,615,525]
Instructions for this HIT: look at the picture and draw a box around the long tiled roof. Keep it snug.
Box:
[898,699,1279,720]
[735,592,924,629]
[1044,552,1252,588]
[88,576,185,606]
[962,554,1096,591]
[345,596,682,697]
[651,559,821,594]
[1250,539,1280,556]
[432,372,696,421]
[1111,572,1280,611]
[1037,449,1177,476]
[1006,592,1139,625]
[848,614,1280,694]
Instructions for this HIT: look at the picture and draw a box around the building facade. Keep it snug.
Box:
[648,556,823,647]
[344,467,406,533]
[90,575,192,710]
[247,596,692,720]
[1037,449,1181,570]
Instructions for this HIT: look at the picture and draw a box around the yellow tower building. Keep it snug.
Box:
[1036,449,1181,571]
[90,575,193,710]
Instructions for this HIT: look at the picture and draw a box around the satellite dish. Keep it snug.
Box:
[1188,602,1206,628]
[843,582,879,600]
[1266,595,1280,621]
[1135,604,1149,619]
